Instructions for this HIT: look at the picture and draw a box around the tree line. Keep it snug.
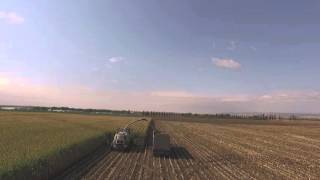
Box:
[141,111,298,120]
[1,105,298,120]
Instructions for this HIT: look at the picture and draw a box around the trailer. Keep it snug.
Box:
[152,131,171,156]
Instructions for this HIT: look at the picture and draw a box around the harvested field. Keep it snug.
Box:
[59,119,320,180]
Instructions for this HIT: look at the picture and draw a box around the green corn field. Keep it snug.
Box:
[0,111,149,179]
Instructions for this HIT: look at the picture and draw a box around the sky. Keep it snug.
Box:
[1,0,320,113]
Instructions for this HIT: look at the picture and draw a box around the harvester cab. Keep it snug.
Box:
[111,128,130,150]
[110,118,147,150]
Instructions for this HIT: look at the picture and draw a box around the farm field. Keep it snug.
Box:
[60,119,320,180]
[0,112,149,179]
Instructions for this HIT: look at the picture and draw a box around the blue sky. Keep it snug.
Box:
[1,0,320,113]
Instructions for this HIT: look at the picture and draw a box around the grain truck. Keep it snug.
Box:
[152,130,171,156]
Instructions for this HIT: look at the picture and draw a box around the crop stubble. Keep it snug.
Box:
[59,119,320,180]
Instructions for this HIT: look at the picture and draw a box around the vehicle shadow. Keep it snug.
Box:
[162,146,194,160]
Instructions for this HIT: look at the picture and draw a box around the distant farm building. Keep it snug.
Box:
[0,107,16,110]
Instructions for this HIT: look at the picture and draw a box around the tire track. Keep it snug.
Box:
[169,126,233,180]
[84,151,121,179]
[55,146,110,180]
[161,121,255,180]
[129,149,143,179]
[108,150,132,180]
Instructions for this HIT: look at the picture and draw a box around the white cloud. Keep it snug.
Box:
[0,11,25,25]
[91,66,99,72]
[105,63,112,69]
[212,40,216,49]
[212,57,241,70]
[150,91,195,98]
[220,95,250,102]
[109,56,124,63]
[227,41,237,51]
[111,79,119,83]
[259,95,272,100]
[0,77,10,87]
[258,91,320,102]
[250,46,257,51]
